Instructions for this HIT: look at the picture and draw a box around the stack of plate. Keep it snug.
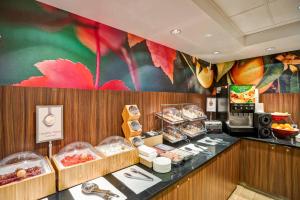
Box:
[153,157,171,173]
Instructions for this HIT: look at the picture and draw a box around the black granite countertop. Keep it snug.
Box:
[45,133,239,200]
[243,136,300,148]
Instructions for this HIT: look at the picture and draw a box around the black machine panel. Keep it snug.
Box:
[253,113,272,138]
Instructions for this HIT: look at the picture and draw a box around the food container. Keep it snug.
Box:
[52,142,104,191]
[96,136,139,176]
[122,105,141,121]
[161,126,187,143]
[156,107,185,124]
[96,136,134,157]
[122,120,142,138]
[153,157,171,173]
[170,149,193,161]
[0,152,55,200]
[271,112,299,138]
[180,122,206,138]
[181,104,207,121]
[159,151,184,165]
[271,112,290,122]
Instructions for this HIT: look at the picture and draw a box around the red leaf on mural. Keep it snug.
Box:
[99,80,130,90]
[127,33,145,47]
[75,23,126,55]
[146,40,176,83]
[14,59,130,91]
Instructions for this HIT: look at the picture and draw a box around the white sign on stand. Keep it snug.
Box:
[206,97,216,112]
[36,105,63,158]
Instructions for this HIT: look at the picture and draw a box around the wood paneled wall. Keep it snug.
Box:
[0,86,205,159]
[260,93,300,128]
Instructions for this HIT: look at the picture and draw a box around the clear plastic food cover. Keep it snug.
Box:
[54,142,101,168]
[96,136,134,157]
[0,151,51,186]
[182,104,207,120]
[160,107,184,123]
[180,122,206,137]
[162,126,186,143]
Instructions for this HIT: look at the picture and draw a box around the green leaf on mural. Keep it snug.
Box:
[0,24,96,84]
[257,63,284,89]
[290,72,300,93]
[216,61,235,82]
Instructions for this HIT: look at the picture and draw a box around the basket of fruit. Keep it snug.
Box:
[271,123,299,138]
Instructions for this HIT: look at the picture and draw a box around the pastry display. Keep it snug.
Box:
[182,104,207,121]
[180,123,206,137]
[0,151,51,186]
[96,136,134,157]
[54,142,101,168]
[161,126,186,143]
[156,107,185,124]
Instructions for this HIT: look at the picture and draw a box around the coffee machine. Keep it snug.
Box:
[226,85,256,136]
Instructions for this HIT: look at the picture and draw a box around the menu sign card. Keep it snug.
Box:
[36,105,63,143]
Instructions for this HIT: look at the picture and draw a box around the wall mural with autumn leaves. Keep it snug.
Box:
[0,0,299,94]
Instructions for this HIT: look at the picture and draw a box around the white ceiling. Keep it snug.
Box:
[37,0,300,64]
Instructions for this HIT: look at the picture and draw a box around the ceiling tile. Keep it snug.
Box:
[213,0,266,16]
[268,0,300,24]
[231,5,274,34]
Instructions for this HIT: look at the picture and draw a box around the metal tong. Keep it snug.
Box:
[123,168,154,181]
[81,182,119,200]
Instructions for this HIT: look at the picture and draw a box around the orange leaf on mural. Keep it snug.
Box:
[146,40,176,83]
[127,33,145,47]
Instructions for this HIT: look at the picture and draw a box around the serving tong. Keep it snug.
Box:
[81,182,119,200]
[203,137,229,145]
[123,168,154,181]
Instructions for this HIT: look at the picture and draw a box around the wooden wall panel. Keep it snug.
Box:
[0,86,206,159]
[260,93,300,128]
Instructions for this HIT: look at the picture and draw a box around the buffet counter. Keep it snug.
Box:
[43,133,300,200]
[46,134,240,200]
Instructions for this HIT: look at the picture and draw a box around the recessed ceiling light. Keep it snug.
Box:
[297,4,300,10]
[213,51,221,55]
[205,33,213,37]
[265,47,275,51]
[170,29,181,35]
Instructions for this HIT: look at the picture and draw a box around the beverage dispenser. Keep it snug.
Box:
[226,85,256,136]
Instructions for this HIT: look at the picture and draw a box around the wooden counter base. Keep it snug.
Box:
[152,142,240,200]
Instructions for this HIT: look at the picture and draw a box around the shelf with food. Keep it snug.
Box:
[179,121,207,138]
[181,104,207,121]
[271,112,299,138]
[0,151,55,200]
[155,106,186,125]
[161,126,187,144]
